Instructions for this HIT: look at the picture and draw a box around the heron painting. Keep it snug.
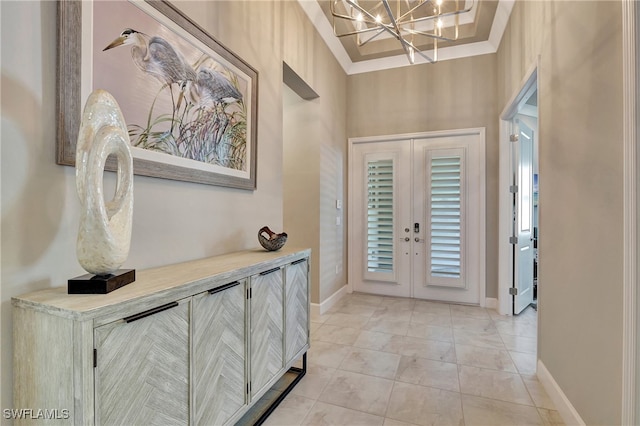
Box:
[80,0,257,189]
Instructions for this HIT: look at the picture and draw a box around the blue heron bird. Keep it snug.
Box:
[104,28,196,128]
[194,67,243,110]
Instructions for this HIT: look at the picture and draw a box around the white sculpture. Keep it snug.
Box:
[75,90,133,276]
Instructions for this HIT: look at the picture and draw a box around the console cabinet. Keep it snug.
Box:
[12,248,310,425]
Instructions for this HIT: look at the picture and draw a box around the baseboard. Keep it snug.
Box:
[311,284,348,317]
[485,297,498,310]
[537,360,585,426]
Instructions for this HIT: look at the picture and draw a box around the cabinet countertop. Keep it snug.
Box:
[12,247,311,322]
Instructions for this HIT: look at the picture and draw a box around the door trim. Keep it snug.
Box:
[622,0,638,422]
[348,128,486,306]
[498,59,539,316]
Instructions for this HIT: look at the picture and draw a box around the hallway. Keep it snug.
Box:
[267,293,562,425]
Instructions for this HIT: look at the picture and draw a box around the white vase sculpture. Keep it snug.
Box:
[75,90,133,276]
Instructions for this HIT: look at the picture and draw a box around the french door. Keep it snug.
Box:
[349,129,485,304]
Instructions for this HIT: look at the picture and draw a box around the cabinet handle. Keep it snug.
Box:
[208,281,241,295]
[291,259,306,266]
[123,302,179,323]
[259,267,281,276]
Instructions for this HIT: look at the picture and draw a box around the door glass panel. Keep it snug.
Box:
[366,159,394,274]
[519,130,532,233]
[430,155,462,278]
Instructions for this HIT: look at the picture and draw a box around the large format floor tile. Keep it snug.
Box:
[339,347,401,379]
[461,394,543,426]
[386,381,464,426]
[458,365,534,406]
[318,370,394,416]
[302,401,385,426]
[395,356,460,392]
[270,294,563,426]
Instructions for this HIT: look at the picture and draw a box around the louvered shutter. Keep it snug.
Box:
[364,155,397,281]
[427,150,465,287]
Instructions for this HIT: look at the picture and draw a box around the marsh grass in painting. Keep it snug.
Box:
[128,65,248,171]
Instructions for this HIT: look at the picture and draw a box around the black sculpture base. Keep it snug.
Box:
[68,269,136,294]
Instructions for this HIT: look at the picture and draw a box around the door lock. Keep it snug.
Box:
[414,223,420,233]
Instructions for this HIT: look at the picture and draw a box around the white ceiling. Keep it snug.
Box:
[297,0,515,75]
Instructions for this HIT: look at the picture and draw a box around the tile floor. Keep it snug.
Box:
[265,292,564,426]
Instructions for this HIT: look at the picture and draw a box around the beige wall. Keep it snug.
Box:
[284,85,322,302]
[347,54,500,298]
[283,1,348,304]
[498,1,624,424]
[0,0,344,413]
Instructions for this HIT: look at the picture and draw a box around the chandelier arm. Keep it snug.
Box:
[397,0,436,23]
[342,0,384,25]
[330,0,382,37]
[381,0,415,63]
[357,28,387,47]
[401,0,474,25]
[404,28,458,42]
[334,26,391,38]
[407,40,437,63]
[330,8,378,27]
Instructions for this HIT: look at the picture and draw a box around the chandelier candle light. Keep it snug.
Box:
[330,0,473,64]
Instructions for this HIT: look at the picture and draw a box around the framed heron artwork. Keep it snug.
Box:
[56,1,258,190]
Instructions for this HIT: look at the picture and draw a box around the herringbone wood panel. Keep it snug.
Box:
[193,283,246,425]
[94,302,189,425]
[285,262,309,363]
[250,271,283,398]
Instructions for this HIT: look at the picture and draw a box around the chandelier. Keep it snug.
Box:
[330,0,474,64]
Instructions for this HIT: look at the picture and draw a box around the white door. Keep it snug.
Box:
[350,130,485,304]
[512,120,535,314]
[412,135,484,304]
[350,140,412,297]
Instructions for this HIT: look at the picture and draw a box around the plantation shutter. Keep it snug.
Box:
[365,156,396,281]
[428,150,465,287]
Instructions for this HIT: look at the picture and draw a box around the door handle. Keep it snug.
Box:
[404,237,410,242]
[415,237,424,243]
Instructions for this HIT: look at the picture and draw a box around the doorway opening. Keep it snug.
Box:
[498,64,539,316]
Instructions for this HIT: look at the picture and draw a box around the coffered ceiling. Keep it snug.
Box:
[297,0,515,74]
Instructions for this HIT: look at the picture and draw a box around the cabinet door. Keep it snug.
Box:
[193,281,246,425]
[94,301,189,426]
[250,268,283,398]
[285,259,309,364]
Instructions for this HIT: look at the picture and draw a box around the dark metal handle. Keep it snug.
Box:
[260,267,281,276]
[292,259,306,266]
[208,281,241,295]
[124,302,179,323]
